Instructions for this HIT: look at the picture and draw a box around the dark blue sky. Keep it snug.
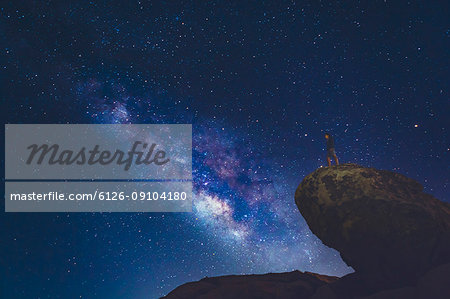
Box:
[2,1,449,298]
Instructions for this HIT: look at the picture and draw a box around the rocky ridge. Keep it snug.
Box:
[164,164,450,298]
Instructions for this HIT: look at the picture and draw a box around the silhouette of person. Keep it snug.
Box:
[325,132,339,167]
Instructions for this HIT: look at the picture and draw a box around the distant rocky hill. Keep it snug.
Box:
[162,271,337,299]
[163,164,450,299]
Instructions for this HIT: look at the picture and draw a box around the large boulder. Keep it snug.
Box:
[359,262,450,299]
[164,164,450,298]
[161,271,338,299]
[295,164,450,290]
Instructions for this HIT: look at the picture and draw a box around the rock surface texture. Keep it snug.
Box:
[295,163,450,291]
[164,164,450,298]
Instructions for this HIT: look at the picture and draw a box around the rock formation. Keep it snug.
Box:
[162,271,338,299]
[295,163,450,291]
[164,164,450,298]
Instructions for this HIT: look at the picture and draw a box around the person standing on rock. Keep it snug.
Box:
[325,132,339,167]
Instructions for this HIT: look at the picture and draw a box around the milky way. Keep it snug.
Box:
[3,1,449,298]
[77,78,352,280]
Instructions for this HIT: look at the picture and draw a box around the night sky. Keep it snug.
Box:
[2,1,449,298]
